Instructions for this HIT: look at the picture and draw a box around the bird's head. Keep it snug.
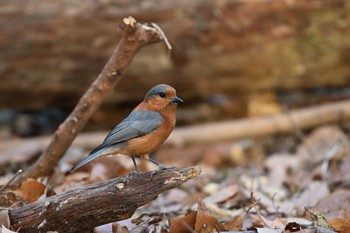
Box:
[144,84,183,111]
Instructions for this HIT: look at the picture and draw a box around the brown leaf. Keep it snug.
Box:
[0,190,23,208]
[314,189,350,218]
[203,184,239,204]
[14,178,46,204]
[222,215,243,231]
[168,211,197,233]
[148,217,163,225]
[195,200,225,233]
[297,126,349,166]
[329,217,350,233]
[0,209,10,229]
[294,181,329,211]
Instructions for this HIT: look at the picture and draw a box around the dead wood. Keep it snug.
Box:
[8,166,201,233]
[2,99,350,165]
[13,17,165,184]
[168,99,350,145]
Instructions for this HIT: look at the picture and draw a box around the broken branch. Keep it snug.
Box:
[9,166,201,233]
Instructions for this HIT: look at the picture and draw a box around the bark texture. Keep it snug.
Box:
[9,166,201,233]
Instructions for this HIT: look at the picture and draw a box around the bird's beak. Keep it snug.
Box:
[171,96,183,103]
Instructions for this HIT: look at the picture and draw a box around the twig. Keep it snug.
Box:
[13,17,165,185]
[249,193,268,227]
[0,169,22,193]
[150,22,172,53]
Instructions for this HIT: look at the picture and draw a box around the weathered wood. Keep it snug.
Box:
[9,166,201,233]
[2,99,350,161]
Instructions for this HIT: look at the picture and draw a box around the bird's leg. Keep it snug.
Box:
[149,157,176,179]
[132,157,140,171]
[128,157,142,176]
[149,158,173,170]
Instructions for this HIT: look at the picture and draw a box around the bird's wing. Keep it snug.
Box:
[91,110,163,154]
[70,110,162,173]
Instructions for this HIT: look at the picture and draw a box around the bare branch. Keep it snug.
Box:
[14,17,165,185]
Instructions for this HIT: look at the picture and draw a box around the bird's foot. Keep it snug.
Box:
[128,168,142,177]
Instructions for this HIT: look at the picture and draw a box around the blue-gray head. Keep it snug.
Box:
[144,84,183,110]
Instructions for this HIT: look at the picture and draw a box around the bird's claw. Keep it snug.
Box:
[128,169,142,177]
[150,165,177,180]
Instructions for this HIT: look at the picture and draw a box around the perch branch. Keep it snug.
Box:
[14,17,164,184]
[9,166,201,233]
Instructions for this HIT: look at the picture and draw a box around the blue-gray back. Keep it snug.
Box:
[90,110,163,154]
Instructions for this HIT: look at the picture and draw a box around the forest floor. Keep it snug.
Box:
[1,123,349,233]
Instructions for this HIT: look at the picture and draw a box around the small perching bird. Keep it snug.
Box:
[70,84,183,173]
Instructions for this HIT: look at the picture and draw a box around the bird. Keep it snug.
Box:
[70,84,183,173]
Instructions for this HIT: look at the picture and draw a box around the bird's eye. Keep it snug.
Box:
[159,92,166,98]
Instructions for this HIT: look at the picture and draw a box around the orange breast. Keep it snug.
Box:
[122,106,176,156]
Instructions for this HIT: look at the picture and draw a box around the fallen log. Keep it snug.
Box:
[1,99,350,162]
[8,166,201,233]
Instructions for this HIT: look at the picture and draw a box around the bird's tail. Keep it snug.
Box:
[70,147,113,173]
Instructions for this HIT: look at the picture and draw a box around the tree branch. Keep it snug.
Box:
[9,166,201,233]
[14,17,164,185]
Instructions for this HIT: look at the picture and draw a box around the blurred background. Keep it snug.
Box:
[2,2,350,229]
[1,0,350,138]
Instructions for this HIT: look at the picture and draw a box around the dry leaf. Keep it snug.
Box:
[195,200,225,233]
[1,225,17,233]
[314,189,350,218]
[168,211,197,233]
[297,126,349,166]
[222,215,243,231]
[254,214,285,233]
[203,184,239,204]
[257,227,282,233]
[112,223,130,233]
[0,209,10,229]
[0,190,23,208]
[294,181,329,211]
[329,217,350,233]
[14,178,46,204]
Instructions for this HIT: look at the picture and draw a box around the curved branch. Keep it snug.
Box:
[14,17,164,184]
